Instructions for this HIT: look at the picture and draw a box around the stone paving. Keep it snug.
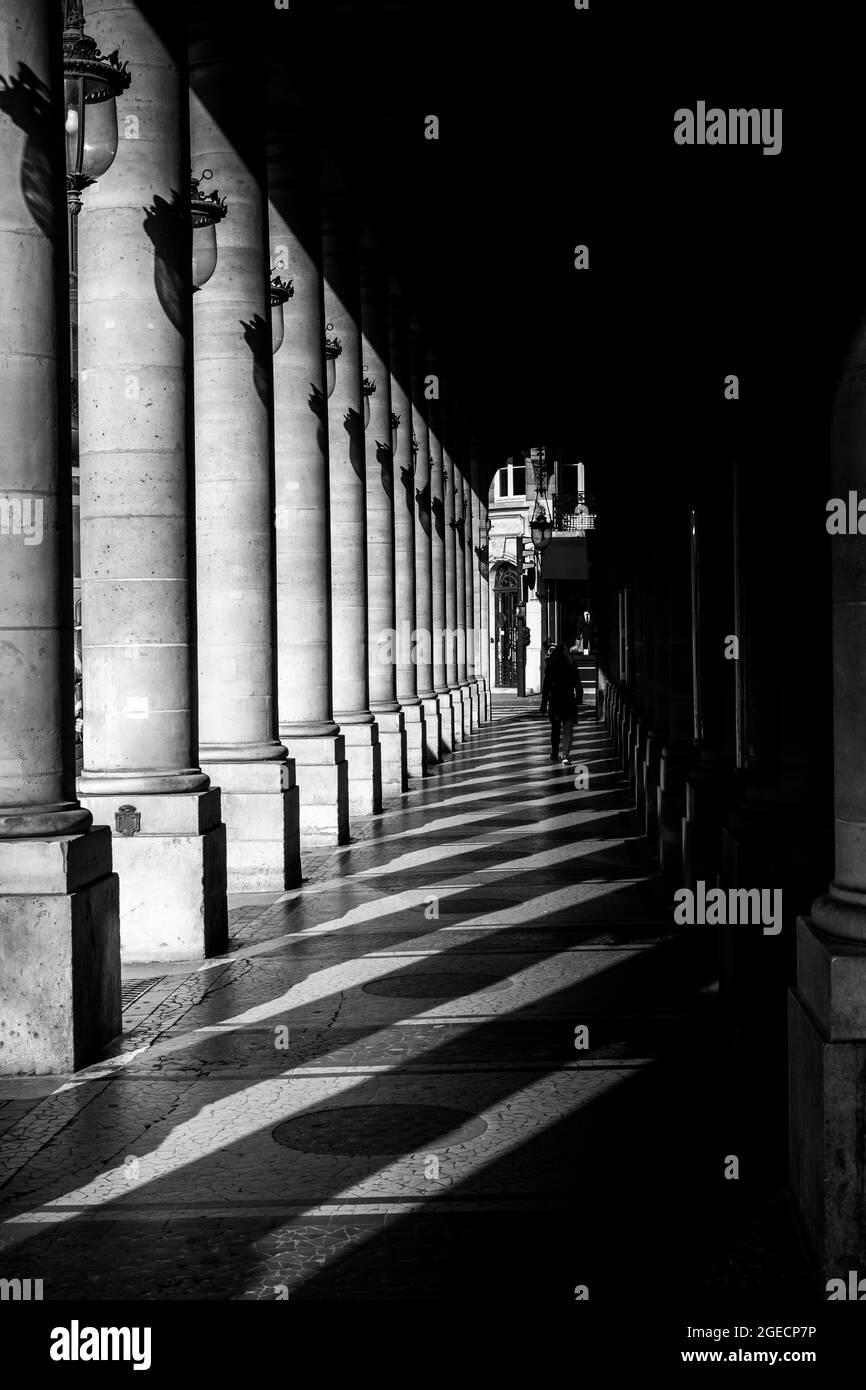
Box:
[0,699,820,1301]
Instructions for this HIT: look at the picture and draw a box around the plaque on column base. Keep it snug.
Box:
[200,757,301,893]
[77,788,227,962]
[0,828,120,1073]
[789,914,866,1278]
[285,734,349,848]
[399,701,427,779]
[372,708,407,798]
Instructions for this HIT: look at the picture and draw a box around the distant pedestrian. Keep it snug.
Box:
[539,642,584,765]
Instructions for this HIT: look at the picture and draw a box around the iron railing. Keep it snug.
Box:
[553,492,598,533]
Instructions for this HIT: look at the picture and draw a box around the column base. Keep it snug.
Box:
[200,758,301,893]
[634,717,648,824]
[448,685,466,744]
[287,733,349,848]
[468,678,481,729]
[459,682,473,738]
[373,708,407,798]
[437,689,455,756]
[420,695,441,765]
[480,677,491,722]
[657,741,691,883]
[789,915,866,1278]
[0,828,120,1073]
[400,701,427,779]
[341,720,383,817]
[644,730,661,849]
[77,788,227,963]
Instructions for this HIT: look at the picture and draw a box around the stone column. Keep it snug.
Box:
[453,445,473,736]
[470,445,490,720]
[410,324,440,762]
[478,488,492,720]
[360,241,405,798]
[463,466,480,727]
[789,310,866,1277]
[658,522,694,885]
[76,0,226,962]
[189,9,299,891]
[428,386,454,754]
[388,283,425,778]
[645,571,670,849]
[267,125,348,847]
[0,0,120,1070]
[442,434,464,743]
[321,172,381,816]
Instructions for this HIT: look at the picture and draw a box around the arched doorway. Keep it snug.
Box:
[493,561,519,687]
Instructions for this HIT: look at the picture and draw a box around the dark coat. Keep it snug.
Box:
[541,648,584,720]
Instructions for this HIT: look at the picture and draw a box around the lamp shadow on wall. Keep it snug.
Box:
[415,479,432,538]
[240,313,271,407]
[431,493,445,540]
[375,440,393,500]
[342,406,365,481]
[0,63,57,239]
[307,382,328,459]
[142,191,188,335]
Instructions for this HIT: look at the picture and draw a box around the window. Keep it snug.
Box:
[497,467,508,497]
[558,461,579,496]
[512,464,525,496]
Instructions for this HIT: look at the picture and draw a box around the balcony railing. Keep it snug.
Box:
[553,492,598,534]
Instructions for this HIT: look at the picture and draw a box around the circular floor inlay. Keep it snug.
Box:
[361,971,513,999]
[272,1104,488,1156]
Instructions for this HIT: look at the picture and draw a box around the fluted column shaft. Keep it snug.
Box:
[360,243,404,796]
[322,176,381,814]
[268,122,348,846]
[0,0,120,1070]
[76,0,226,960]
[190,10,297,890]
[388,286,425,777]
[410,328,440,761]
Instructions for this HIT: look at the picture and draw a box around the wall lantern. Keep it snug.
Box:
[411,431,419,472]
[269,275,293,354]
[325,323,342,398]
[530,509,553,552]
[63,0,131,217]
[190,169,227,291]
[362,373,376,429]
[391,411,401,454]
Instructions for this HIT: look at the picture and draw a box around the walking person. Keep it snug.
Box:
[539,641,584,765]
[539,639,558,757]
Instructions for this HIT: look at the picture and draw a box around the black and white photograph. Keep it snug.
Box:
[0,0,862,1366]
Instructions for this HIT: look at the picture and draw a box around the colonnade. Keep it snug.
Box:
[0,0,490,1072]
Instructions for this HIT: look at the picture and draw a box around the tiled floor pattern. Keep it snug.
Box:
[0,699,819,1300]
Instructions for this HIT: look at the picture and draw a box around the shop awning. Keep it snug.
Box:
[540,536,589,581]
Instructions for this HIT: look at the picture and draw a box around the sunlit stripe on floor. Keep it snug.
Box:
[0,1067,633,1242]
